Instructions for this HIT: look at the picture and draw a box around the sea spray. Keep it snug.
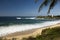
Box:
[0,20,60,36]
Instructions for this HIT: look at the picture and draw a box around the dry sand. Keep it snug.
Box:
[1,23,60,40]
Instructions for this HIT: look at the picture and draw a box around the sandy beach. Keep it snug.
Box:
[1,23,60,40]
[0,0,60,40]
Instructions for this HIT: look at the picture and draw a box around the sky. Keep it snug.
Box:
[0,0,60,16]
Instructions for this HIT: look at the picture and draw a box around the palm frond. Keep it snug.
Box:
[34,0,39,3]
[47,0,57,14]
[38,0,49,12]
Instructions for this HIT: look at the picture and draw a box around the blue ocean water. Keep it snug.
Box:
[0,16,60,36]
[0,16,53,26]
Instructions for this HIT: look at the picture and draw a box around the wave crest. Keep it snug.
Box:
[0,20,60,36]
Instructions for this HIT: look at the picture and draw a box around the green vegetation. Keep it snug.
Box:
[22,36,36,40]
[36,16,60,19]
[0,37,3,40]
[0,26,60,40]
[12,38,17,40]
[0,37,17,40]
[22,26,60,40]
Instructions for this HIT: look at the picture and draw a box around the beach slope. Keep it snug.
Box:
[1,23,60,40]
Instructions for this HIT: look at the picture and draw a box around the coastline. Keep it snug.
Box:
[0,20,60,37]
[1,23,60,40]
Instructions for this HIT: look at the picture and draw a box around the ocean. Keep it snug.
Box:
[0,16,60,36]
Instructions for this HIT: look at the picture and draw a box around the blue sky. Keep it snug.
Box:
[0,0,60,16]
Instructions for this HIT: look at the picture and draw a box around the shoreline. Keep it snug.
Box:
[1,23,60,40]
[0,20,60,37]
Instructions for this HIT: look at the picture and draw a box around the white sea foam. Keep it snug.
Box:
[16,17,36,19]
[16,17,21,19]
[0,20,60,36]
[25,17,36,19]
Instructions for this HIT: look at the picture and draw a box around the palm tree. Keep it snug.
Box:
[34,0,59,16]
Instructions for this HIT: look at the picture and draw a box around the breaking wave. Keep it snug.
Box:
[0,20,60,36]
